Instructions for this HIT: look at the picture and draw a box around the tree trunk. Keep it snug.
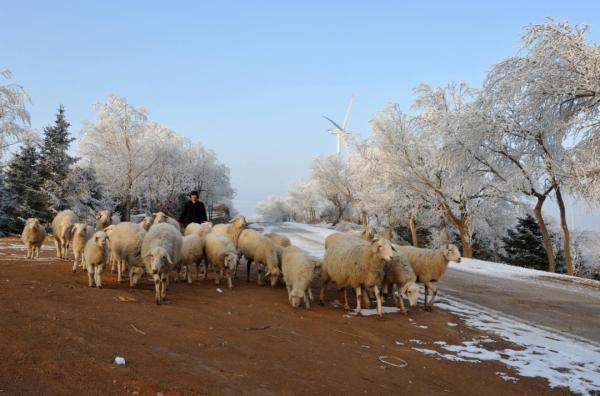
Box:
[361,208,368,226]
[457,224,473,258]
[408,211,418,247]
[533,197,556,273]
[555,186,573,275]
[123,194,132,222]
[439,215,448,244]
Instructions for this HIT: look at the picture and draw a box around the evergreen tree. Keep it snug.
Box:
[5,142,51,226]
[0,171,19,235]
[39,105,75,210]
[501,214,550,271]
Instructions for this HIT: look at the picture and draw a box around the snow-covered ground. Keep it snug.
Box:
[264,221,600,395]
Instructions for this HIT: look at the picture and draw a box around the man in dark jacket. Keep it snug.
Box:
[179,191,208,227]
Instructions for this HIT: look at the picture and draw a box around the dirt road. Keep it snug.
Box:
[0,237,565,395]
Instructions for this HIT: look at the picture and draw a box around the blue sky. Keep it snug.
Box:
[3,1,600,228]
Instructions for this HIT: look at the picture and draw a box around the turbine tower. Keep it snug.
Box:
[323,94,355,158]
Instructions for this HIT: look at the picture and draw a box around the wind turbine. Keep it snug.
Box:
[323,94,355,158]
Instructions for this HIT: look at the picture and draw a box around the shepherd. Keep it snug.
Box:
[179,190,208,227]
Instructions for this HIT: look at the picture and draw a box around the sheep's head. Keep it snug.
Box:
[361,225,377,241]
[405,282,420,307]
[140,216,153,230]
[144,246,174,275]
[229,215,247,229]
[223,252,238,275]
[268,267,280,287]
[443,244,461,263]
[26,218,40,230]
[96,210,111,223]
[103,224,115,238]
[153,212,167,224]
[290,289,305,308]
[93,231,108,248]
[371,238,393,262]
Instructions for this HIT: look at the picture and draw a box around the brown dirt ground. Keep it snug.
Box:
[0,237,568,396]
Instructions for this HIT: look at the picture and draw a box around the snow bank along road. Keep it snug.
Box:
[263,222,600,395]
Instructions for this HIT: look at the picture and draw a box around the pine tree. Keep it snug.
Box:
[501,214,549,271]
[39,105,75,211]
[0,171,19,235]
[5,142,51,227]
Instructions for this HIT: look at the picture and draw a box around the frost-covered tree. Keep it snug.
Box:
[0,171,18,235]
[0,69,32,159]
[79,95,157,221]
[255,196,293,222]
[286,180,323,222]
[310,155,356,224]
[62,162,105,223]
[39,105,76,212]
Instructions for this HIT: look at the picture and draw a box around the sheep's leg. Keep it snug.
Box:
[187,265,193,284]
[95,264,103,288]
[308,288,314,301]
[318,271,329,306]
[154,276,161,305]
[361,288,371,309]
[72,253,79,273]
[256,264,264,286]
[355,287,362,316]
[215,269,221,285]
[304,290,311,310]
[286,285,292,304]
[373,285,383,318]
[86,263,95,287]
[424,284,429,308]
[246,259,252,282]
[397,284,408,314]
[35,246,41,259]
[54,239,60,258]
[342,288,350,311]
[425,281,437,311]
[227,275,233,290]
[117,259,125,283]
[161,274,168,302]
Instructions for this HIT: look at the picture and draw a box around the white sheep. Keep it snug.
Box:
[204,232,238,289]
[382,245,420,314]
[107,222,147,285]
[83,231,109,288]
[51,210,78,259]
[71,223,94,272]
[396,244,461,311]
[21,218,47,259]
[237,229,280,286]
[282,246,319,309]
[184,222,213,238]
[319,238,393,317]
[324,227,377,250]
[264,232,291,248]
[95,210,112,231]
[153,212,181,232]
[212,215,247,246]
[179,234,205,283]
[140,223,182,304]
[139,215,153,231]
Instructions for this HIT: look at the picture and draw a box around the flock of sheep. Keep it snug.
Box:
[19,210,462,316]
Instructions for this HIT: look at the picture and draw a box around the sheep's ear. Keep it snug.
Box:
[165,253,174,266]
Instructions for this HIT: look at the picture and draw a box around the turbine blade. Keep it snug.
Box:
[341,94,355,130]
[322,115,343,130]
